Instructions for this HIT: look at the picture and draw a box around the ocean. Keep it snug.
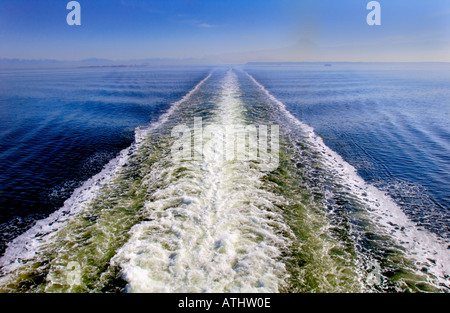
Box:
[0,64,448,292]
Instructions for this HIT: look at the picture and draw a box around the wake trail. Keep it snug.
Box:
[111,69,293,292]
[246,71,450,291]
[0,73,213,289]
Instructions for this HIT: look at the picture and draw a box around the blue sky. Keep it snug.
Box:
[0,0,449,62]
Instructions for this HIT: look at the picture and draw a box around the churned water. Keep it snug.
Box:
[0,64,448,292]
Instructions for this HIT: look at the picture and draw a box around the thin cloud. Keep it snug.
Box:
[169,12,224,29]
[198,23,218,28]
[119,0,164,14]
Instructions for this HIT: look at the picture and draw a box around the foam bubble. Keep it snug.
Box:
[0,73,213,277]
[246,72,450,290]
[111,70,292,292]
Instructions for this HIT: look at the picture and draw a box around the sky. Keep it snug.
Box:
[0,0,449,63]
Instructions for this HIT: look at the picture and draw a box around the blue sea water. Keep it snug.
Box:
[245,62,450,240]
[0,64,448,292]
[0,66,211,253]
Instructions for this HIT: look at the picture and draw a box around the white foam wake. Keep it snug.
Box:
[246,72,450,289]
[0,73,212,275]
[111,70,293,292]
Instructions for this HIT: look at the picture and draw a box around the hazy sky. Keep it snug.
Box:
[0,0,449,62]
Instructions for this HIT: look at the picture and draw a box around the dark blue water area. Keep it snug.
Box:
[0,66,211,253]
[245,63,450,239]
